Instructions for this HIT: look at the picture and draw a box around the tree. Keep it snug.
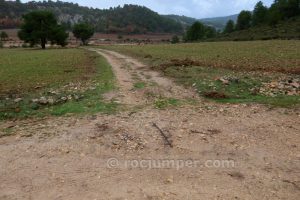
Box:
[252,1,268,26]
[0,31,8,41]
[267,0,285,25]
[236,11,252,30]
[272,0,300,19]
[267,0,300,25]
[72,23,95,45]
[285,0,300,18]
[171,35,180,44]
[49,25,69,47]
[18,11,68,49]
[223,20,235,33]
[185,21,205,41]
[205,26,217,38]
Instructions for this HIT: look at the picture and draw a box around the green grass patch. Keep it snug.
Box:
[49,55,117,116]
[133,82,146,89]
[164,66,299,107]
[0,48,117,120]
[0,127,14,138]
[154,97,181,109]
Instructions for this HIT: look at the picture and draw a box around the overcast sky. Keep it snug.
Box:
[21,0,274,18]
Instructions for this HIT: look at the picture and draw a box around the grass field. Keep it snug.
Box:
[0,48,117,119]
[100,40,300,74]
[0,48,96,94]
[99,40,300,107]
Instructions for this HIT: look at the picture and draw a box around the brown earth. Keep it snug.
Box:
[0,49,299,200]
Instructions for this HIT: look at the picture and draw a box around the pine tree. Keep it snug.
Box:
[236,11,252,30]
[252,1,268,26]
[223,20,235,33]
[185,22,206,41]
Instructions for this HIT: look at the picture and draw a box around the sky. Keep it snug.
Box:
[21,0,274,18]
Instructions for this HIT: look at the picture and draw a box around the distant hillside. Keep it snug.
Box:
[164,15,198,27]
[200,14,238,30]
[0,0,183,34]
[165,14,238,30]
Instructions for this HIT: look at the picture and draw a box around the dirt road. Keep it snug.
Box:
[0,49,299,200]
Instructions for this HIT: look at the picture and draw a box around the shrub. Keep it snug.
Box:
[171,35,180,44]
[0,31,8,41]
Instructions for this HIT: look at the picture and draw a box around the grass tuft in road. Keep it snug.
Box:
[133,82,146,89]
[154,97,181,109]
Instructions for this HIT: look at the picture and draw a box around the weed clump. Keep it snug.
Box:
[203,91,228,99]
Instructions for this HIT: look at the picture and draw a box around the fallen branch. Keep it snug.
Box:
[282,179,300,190]
[152,122,173,148]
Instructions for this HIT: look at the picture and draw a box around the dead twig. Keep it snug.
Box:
[152,122,173,148]
[282,179,300,190]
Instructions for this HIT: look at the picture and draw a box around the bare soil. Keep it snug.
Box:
[0,49,299,200]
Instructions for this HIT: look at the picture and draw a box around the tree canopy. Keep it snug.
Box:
[184,21,218,41]
[72,23,94,45]
[223,20,235,34]
[252,1,268,25]
[224,0,300,34]
[171,35,180,44]
[18,11,68,49]
[268,0,300,25]
[185,22,205,41]
[205,26,217,38]
[236,11,252,30]
[0,31,8,41]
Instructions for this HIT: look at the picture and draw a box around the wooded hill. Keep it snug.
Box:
[218,0,300,41]
[218,16,300,41]
[0,0,183,34]
[164,14,238,30]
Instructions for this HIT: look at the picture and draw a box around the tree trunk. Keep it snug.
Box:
[81,39,86,46]
[41,38,46,49]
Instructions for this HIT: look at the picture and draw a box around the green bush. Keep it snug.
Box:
[171,35,180,44]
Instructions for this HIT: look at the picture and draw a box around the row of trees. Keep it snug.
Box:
[17,11,94,49]
[224,0,300,33]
